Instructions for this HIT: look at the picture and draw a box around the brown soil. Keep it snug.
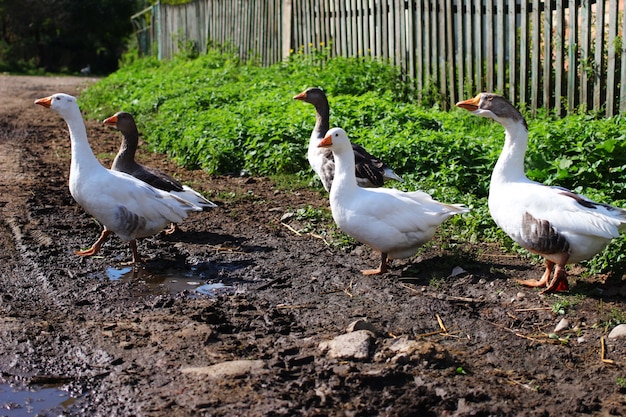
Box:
[0,75,625,416]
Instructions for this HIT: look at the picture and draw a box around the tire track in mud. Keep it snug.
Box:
[0,122,62,312]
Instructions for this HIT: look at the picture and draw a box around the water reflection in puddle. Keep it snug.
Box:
[0,384,74,416]
[105,266,236,296]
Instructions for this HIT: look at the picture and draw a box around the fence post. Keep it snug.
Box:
[282,0,292,60]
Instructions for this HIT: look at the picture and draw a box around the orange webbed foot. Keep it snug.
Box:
[163,223,179,235]
[75,247,100,257]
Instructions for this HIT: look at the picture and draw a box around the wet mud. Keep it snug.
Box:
[0,76,624,416]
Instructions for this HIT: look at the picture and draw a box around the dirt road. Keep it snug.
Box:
[0,76,624,416]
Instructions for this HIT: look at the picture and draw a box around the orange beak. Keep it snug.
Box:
[293,91,307,100]
[34,96,53,108]
[103,115,118,126]
[456,95,481,111]
[318,132,333,148]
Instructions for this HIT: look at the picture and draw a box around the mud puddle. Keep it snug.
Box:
[104,266,238,296]
[0,383,75,417]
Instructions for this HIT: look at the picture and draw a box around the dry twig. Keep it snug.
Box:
[601,337,615,365]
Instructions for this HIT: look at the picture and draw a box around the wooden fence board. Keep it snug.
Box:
[567,0,577,112]
[621,0,626,113]
[594,0,605,112]
[555,0,564,115]
[606,0,618,116]
[496,0,505,93]
[456,0,465,99]
[464,0,473,95]
[485,0,494,92]
[508,0,516,100]
[519,0,528,106]
[543,0,552,110]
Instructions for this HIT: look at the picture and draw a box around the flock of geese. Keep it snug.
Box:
[34,89,626,294]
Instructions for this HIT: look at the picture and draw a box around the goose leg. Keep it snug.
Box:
[129,240,144,264]
[361,252,389,275]
[542,263,569,293]
[75,229,111,257]
[516,260,554,288]
[163,222,179,235]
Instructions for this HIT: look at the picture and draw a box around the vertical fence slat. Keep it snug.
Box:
[519,0,528,106]
[530,0,540,113]
[542,0,553,110]
[464,0,473,95]
[620,0,626,113]
[428,0,440,89]
[406,0,415,80]
[507,0,516,101]
[455,0,465,101]
[496,0,505,93]
[438,1,447,106]
[415,0,424,96]
[485,0,494,92]
[474,0,483,92]
[606,0,618,116]
[580,0,591,110]
[593,0,605,112]
[554,0,564,115]
[567,0,577,112]
[446,0,455,107]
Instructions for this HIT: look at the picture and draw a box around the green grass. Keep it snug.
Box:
[79,49,626,277]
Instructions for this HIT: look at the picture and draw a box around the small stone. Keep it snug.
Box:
[181,359,266,378]
[608,324,626,339]
[554,318,570,333]
[346,319,380,335]
[516,292,525,300]
[577,336,586,343]
[319,330,375,360]
[280,212,295,222]
[449,266,467,277]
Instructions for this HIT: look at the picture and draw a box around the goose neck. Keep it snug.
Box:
[492,121,529,183]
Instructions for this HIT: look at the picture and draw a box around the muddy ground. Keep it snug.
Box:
[0,75,625,416]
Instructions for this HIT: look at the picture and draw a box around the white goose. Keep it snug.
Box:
[35,93,201,264]
[319,127,468,275]
[457,92,626,292]
[294,87,402,192]
[104,111,216,233]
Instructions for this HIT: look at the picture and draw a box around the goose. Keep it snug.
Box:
[319,127,468,275]
[35,93,202,264]
[293,87,402,192]
[103,111,216,233]
[457,92,626,292]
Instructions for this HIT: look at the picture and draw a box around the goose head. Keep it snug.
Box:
[103,111,137,136]
[318,127,352,153]
[456,93,527,129]
[35,93,80,119]
[293,87,327,106]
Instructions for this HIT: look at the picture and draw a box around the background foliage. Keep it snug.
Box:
[79,49,626,277]
[0,0,138,74]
